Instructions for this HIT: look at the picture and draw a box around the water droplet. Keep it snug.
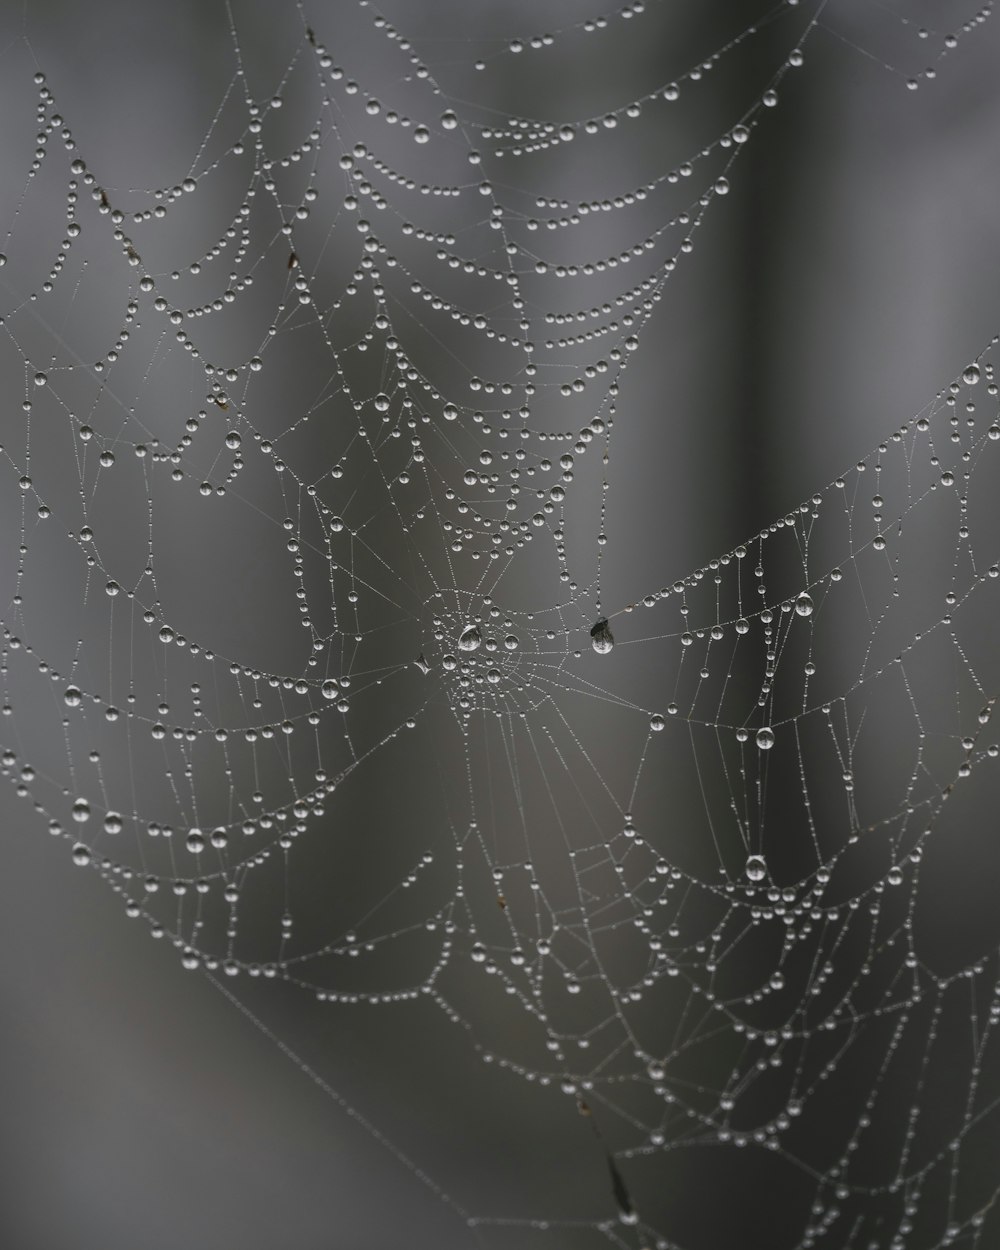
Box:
[504,634,519,651]
[963,363,981,386]
[186,828,205,854]
[413,125,430,143]
[33,371,47,387]
[745,854,767,882]
[440,109,458,129]
[590,618,614,654]
[72,797,91,822]
[650,713,665,732]
[458,624,482,652]
[64,685,82,707]
[756,727,775,750]
[321,679,339,699]
[72,843,91,866]
[225,431,241,449]
[486,668,501,684]
[887,865,904,886]
[794,592,814,617]
[104,811,123,834]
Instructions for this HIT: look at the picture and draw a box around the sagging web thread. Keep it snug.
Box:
[2,1,1000,1246]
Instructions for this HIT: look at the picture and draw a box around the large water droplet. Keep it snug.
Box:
[756,727,775,750]
[321,679,339,699]
[745,854,767,882]
[963,363,981,385]
[590,618,614,654]
[72,797,91,822]
[64,685,82,707]
[72,843,91,866]
[186,828,205,854]
[458,624,482,652]
[794,592,814,617]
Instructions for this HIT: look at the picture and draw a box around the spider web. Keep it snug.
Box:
[3,1,1000,1247]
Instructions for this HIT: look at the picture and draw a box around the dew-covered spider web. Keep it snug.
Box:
[4,1,1000,1247]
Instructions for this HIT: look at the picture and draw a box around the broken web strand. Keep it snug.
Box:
[1,0,1000,1247]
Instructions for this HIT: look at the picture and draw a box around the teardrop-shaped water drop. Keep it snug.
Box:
[745,854,767,882]
[794,592,814,617]
[590,618,614,654]
[458,624,482,652]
